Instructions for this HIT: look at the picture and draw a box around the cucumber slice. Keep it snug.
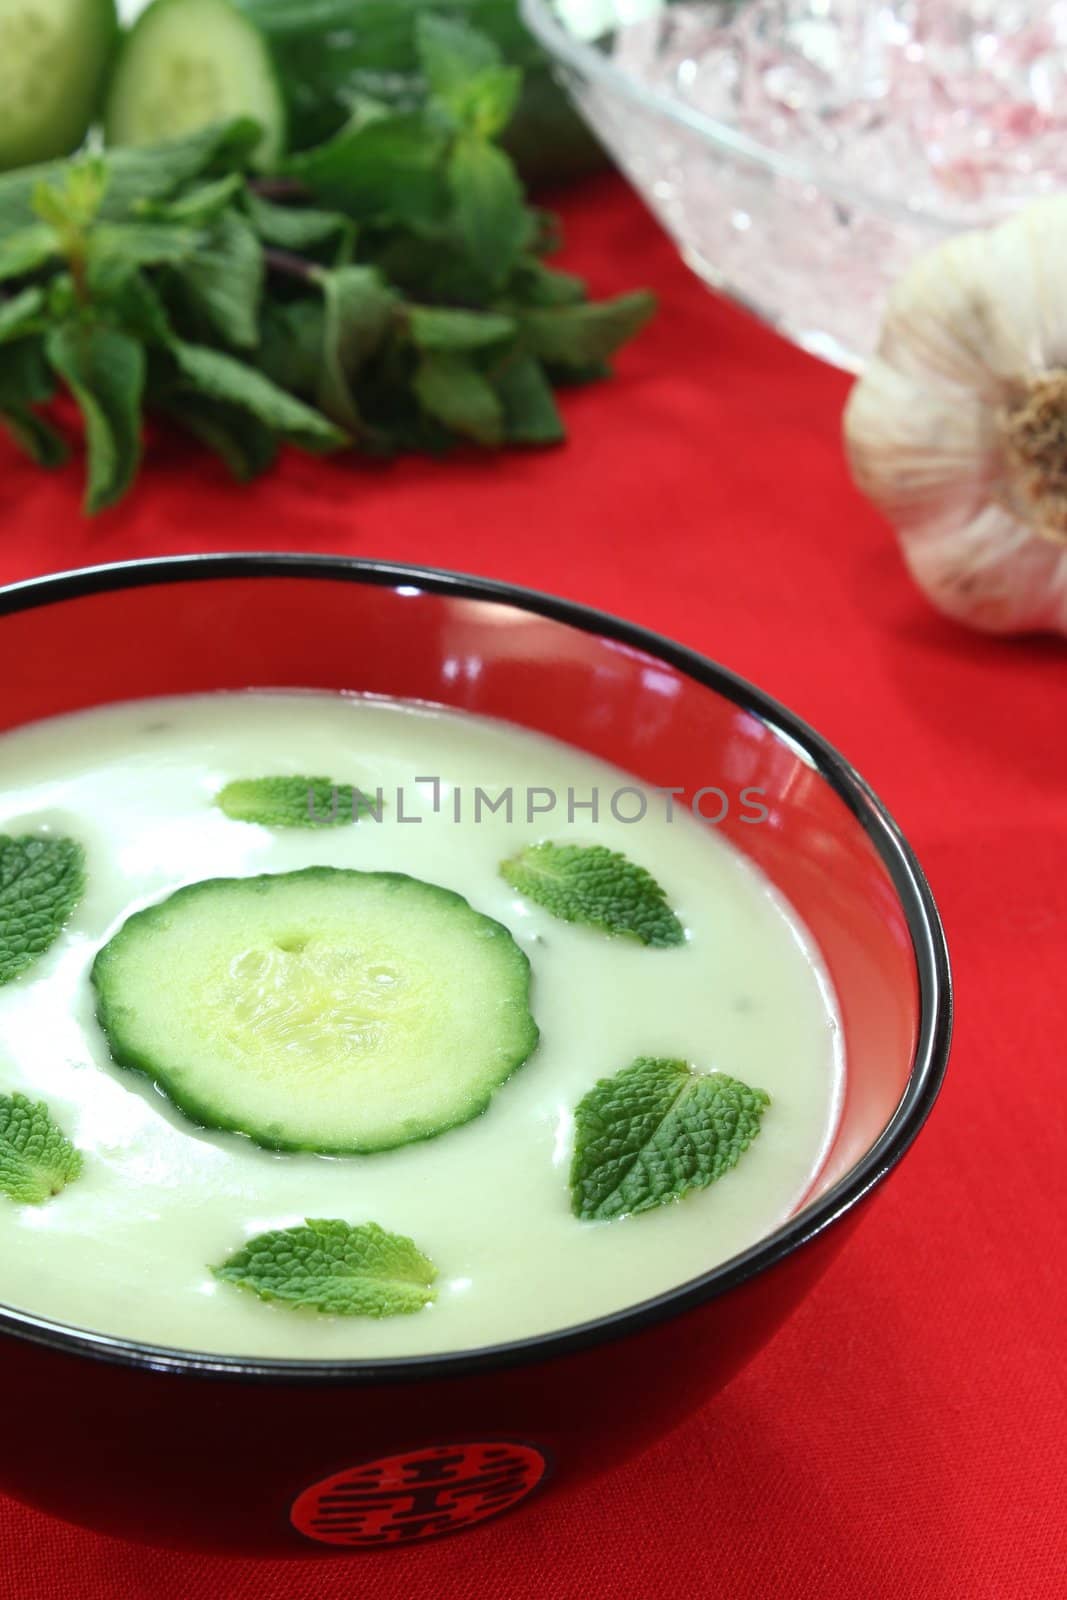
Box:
[91,868,539,1154]
[0,0,119,172]
[104,0,286,170]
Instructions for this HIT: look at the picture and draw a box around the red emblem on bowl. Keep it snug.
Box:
[290,1442,549,1546]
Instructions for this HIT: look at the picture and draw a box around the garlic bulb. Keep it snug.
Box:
[844,196,1067,636]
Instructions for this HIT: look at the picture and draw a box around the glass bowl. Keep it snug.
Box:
[522,0,1067,370]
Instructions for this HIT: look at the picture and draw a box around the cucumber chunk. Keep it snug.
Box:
[0,0,118,171]
[104,0,285,170]
[91,868,539,1153]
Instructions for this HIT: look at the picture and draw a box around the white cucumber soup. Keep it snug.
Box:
[0,692,842,1359]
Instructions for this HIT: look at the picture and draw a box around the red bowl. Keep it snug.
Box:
[0,554,950,1555]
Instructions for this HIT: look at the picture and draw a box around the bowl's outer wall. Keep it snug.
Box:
[0,1216,859,1554]
[0,569,926,1551]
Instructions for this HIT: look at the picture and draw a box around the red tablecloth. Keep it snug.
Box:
[1,176,1064,1600]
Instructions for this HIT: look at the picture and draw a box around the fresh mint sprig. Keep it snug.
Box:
[0,16,654,513]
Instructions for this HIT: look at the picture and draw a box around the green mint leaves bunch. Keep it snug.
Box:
[0,16,654,514]
[235,0,606,182]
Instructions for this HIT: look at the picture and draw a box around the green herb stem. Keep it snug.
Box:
[247,176,311,201]
[263,246,317,282]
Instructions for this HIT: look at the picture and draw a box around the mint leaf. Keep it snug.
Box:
[0,339,66,467]
[416,14,501,93]
[88,268,173,346]
[164,395,278,483]
[1,407,68,468]
[87,222,201,272]
[314,266,398,432]
[236,0,355,32]
[46,325,145,515]
[496,355,564,445]
[0,340,54,407]
[408,305,515,351]
[140,174,247,226]
[213,1219,437,1316]
[0,1092,83,1205]
[216,776,378,827]
[0,835,86,987]
[364,227,490,307]
[246,193,352,254]
[571,1059,770,1221]
[501,842,685,947]
[0,124,258,237]
[32,157,109,233]
[0,289,46,346]
[0,225,58,285]
[520,292,658,370]
[98,122,262,221]
[257,299,327,398]
[455,66,522,140]
[176,210,264,350]
[510,258,588,308]
[448,134,525,286]
[414,352,503,445]
[171,343,345,450]
[415,15,520,137]
[287,114,448,230]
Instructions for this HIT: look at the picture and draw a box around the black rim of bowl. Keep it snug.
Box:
[0,554,953,1384]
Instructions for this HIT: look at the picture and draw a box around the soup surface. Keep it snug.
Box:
[0,693,842,1358]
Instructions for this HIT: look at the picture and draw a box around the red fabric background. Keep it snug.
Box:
[1,176,1064,1600]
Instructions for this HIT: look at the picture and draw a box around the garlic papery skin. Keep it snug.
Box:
[844,196,1067,637]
